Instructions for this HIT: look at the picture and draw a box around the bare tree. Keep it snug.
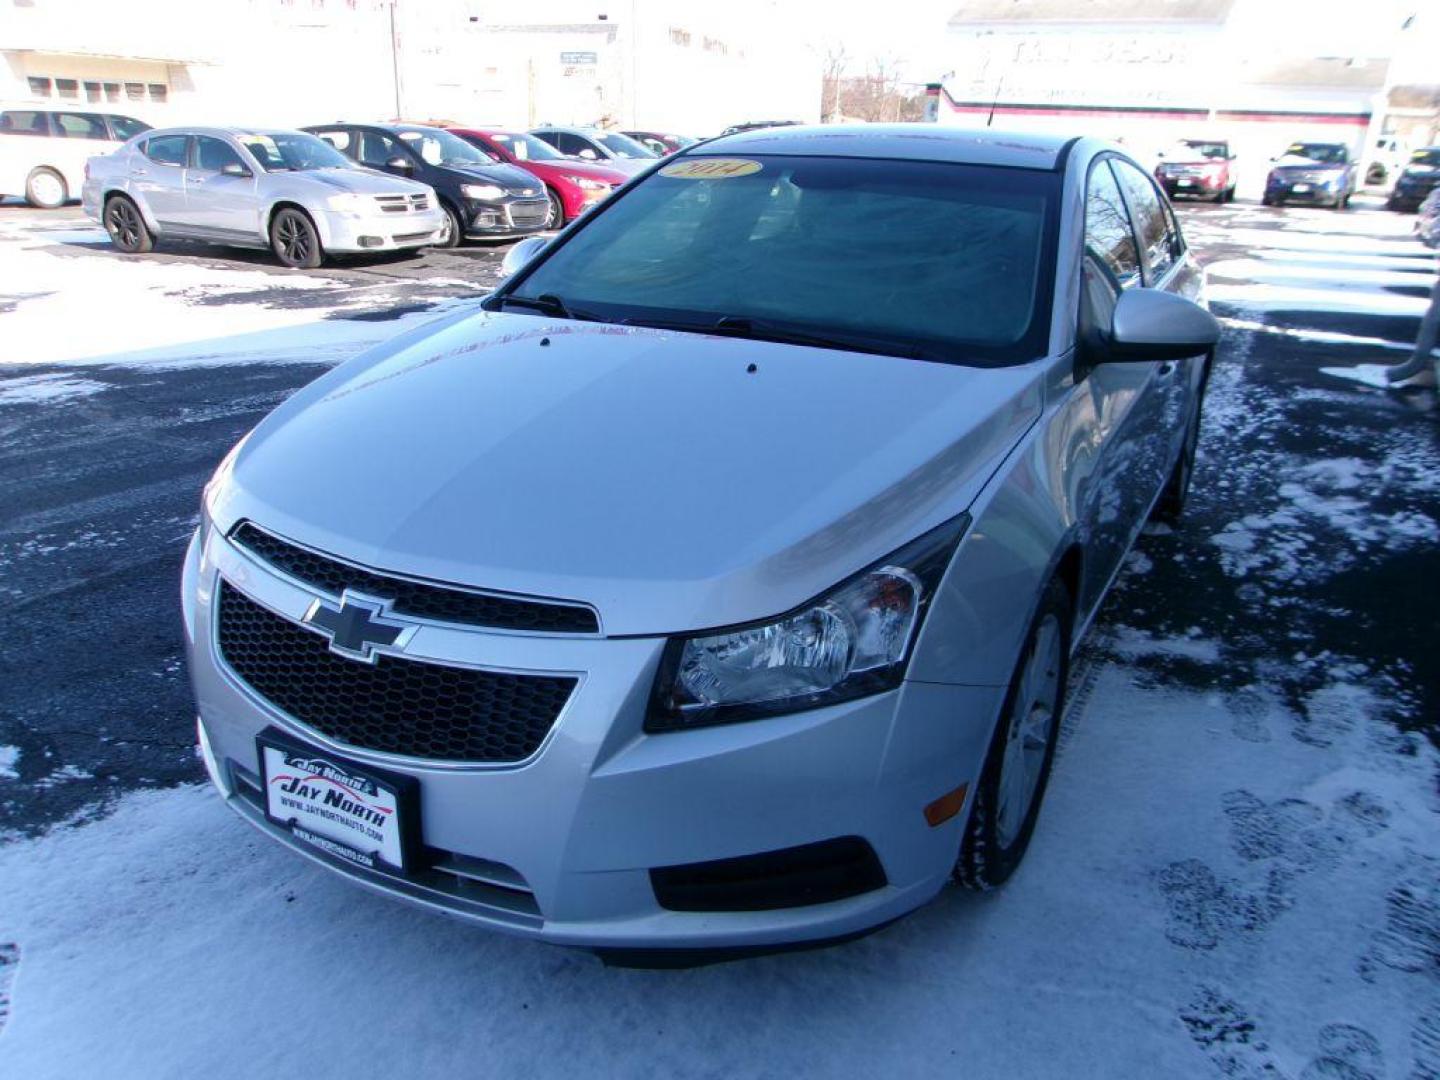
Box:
[820,44,848,123]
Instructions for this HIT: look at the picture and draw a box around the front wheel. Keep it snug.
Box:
[543,188,565,230]
[103,194,153,253]
[434,202,463,248]
[955,576,1071,890]
[270,207,323,268]
[25,167,67,209]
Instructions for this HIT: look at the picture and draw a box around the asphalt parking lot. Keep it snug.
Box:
[1,196,1437,1076]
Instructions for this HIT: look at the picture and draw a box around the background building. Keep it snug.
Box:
[0,0,819,135]
[925,0,1438,195]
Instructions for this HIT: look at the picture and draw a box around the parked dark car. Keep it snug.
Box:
[1262,142,1357,209]
[449,128,627,228]
[1154,139,1237,202]
[1387,148,1440,212]
[303,122,549,245]
[620,130,696,156]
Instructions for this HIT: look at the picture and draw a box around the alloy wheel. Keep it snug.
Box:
[994,613,1062,849]
[106,200,141,250]
[276,213,313,265]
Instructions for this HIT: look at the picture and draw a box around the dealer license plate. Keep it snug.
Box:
[1293,183,1311,193]
[1177,178,1193,187]
[258,731,414,872]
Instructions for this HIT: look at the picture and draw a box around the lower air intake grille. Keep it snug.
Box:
[216,581,576,763]
[650,836,887,912]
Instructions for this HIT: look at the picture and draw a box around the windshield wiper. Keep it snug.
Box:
[489,293,607,322]
[622,314,927,360]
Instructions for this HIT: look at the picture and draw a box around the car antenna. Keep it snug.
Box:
[986,71,1004,128]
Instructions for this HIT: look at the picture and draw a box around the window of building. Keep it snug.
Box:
[84,81,102,103]
[125,82,145,101]
[55,78,78,99]
[669,27,690,46]
[103,82,121,102]
[1084,160,1140,287]
[27,76,51,97]
[148,84,168,103]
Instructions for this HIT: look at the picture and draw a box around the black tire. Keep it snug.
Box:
[103,194,153,254]
[1153,371,1208,523]
[25,167,67,209]
[543,187,566,230]
[1261,195,1276,207]
[270,207,323,268]
[955,576,1072,890]
[435,201,464,248]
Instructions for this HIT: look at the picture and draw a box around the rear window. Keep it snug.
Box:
[506,155,1059,366]
[143,133,188,166]
[0,111,51,137]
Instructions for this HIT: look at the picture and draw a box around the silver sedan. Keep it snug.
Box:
[185,125,1218,959]
[82,126,445,267]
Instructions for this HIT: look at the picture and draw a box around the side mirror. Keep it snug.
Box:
[1109,289,1220,362]
[499,235,549,279]
[220,162,252,178]
[577,148,598,160]
[386,155,414,173]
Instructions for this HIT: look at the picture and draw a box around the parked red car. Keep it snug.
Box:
[1154,139,1238,203]
[449,128,628,228]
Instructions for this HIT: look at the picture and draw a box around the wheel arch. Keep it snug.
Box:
[266,200,329,247]
[102,187,160,232]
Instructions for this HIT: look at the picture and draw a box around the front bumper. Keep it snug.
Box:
[461,195,550,238]
[183,526,1000,952]
[1158,174,1224,197]
[316,206,445,253]
[1390,183,1438,210]
[1266,180,1345,205]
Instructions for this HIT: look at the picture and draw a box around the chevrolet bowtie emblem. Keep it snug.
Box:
[302,593,411,662]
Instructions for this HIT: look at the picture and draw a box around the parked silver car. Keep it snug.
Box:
[529,126,659,177]
[82,126,444,267]
[185,125,1217,959]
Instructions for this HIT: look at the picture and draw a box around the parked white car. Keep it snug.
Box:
[0,106,150,208]
[82,126,445,267]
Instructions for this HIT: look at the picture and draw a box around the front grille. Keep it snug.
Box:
[392,230,434,242]
[375,194,430,213]
[232,523,599,634]
[216,581,576,763]
[507,201,549,228]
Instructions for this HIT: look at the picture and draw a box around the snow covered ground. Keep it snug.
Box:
[0,203,1437,1078]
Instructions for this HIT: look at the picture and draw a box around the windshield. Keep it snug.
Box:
[240,132,353,172]
[1409,149,1440,167]
[595,131,658,159]
[1284,143,1347,164]
[503,155,1057,366]
[491,131,564,162]
[1180,141,1227,159]
[398,128,490,167]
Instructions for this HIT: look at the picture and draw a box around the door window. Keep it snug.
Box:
[1111,159,1176,279]
[358,130,406,168]
[143,134,189,166]
[315,128,355,154]
[193,135,246,173]
[53,112,108,140]
[108,116,149,141]
[0,111,51,137]
[1084,160,1140,287]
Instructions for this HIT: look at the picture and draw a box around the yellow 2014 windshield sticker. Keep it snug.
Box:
[659,158,763,179]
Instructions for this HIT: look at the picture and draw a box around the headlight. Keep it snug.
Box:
[461,183,505,200]
[568,176,611,191]
[326,193,372,214]
[646,514,970,731]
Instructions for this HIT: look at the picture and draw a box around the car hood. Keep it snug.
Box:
[1271,155,1345,174]
[437,161,542,194]
[525,159,630,185]
[294,168,431,195]
[214,311,1042,636]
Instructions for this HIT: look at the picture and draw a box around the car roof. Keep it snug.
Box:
[134,126,313,139]
[697,124,1076,170]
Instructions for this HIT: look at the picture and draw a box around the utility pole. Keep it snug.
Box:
[389,0,402,120]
